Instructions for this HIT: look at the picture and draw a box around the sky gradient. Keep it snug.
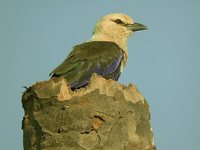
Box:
[1,0,200,149]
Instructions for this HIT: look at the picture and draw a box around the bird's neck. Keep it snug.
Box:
[90,33,128,54]
[89,33,128,69]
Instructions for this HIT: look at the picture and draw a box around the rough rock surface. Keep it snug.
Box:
[22,74,156,150]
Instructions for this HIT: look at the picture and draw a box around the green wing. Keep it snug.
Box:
[50,41,123,89]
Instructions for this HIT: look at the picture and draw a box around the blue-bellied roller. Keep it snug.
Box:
[50,13,147,90]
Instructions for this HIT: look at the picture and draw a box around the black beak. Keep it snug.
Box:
[126,22,148,32]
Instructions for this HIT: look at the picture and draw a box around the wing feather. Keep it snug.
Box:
[50,41,123,89]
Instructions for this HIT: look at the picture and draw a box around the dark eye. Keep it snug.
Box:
[115,19,124,24]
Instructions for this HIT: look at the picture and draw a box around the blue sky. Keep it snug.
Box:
[1,0,200,149]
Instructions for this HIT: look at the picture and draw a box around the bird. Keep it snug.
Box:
[49,13,147,90]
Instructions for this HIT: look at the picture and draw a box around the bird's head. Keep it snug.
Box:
[91,13,147,53]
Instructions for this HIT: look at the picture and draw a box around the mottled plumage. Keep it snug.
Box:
[50,13,147,89]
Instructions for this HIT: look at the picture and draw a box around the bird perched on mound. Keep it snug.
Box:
[50,13,147,90]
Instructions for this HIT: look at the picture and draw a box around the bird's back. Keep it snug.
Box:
[50,41,123,89]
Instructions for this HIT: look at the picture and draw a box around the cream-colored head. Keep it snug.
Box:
[90,13,147,66]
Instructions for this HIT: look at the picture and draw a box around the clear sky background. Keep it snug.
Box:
[1,0,200,149]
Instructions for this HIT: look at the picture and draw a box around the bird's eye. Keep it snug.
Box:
[115,19,124,24]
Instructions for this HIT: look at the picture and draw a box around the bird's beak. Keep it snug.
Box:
[126,22,148,32]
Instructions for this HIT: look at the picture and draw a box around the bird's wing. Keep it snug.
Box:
[50,41,123,89]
